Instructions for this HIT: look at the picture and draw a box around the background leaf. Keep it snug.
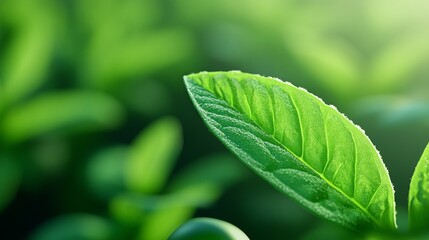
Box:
[0,0,60,111]
[125,117,182,194]
[408,143,429,232]
[0,90,124,144]
[184,71,396,231]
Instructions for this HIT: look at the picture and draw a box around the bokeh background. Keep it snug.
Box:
[1,0,429,239]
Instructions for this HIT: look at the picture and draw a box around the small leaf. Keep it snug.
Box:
[0,2,58,110]
[125,117,182,194]
[184,71,396,231]
[408,142,429,232]
[0,90,124,143]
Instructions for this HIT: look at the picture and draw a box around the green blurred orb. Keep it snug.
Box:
[168,218,249,240]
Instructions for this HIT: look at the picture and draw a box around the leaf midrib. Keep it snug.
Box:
[193,78,384,228]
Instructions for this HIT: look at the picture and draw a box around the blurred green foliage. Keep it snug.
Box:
[29,214,114,240]
[1,0,429,239]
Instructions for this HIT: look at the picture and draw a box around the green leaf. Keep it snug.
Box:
[125,117,182,194]
[0,90,124,143]
[0,2,58,111]
[184,71,396,231]
[408,142,429,232]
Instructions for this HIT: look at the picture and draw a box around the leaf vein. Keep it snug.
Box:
[366,182,382,210]
[322,112,331,174]
[288,93,304,158]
